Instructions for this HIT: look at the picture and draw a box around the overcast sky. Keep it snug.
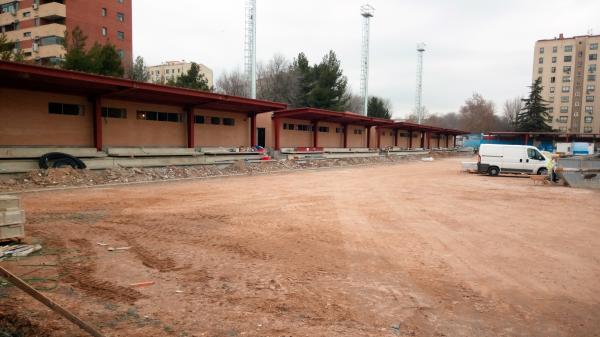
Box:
[133,0,600,119]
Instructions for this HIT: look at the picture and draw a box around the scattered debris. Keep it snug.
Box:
[421,157,434,162]
[0,153,469,192]
[96,242,108,246]
[129,281,155,288]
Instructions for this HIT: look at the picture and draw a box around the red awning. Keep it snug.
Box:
[272,108,394,126]
[378,121,467,135]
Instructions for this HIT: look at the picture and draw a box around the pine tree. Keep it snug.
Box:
[168,62,212,91]
[367,96,392,119]
[516,78,552,132]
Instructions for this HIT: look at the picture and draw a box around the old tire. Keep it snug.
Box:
[538,168,548,176]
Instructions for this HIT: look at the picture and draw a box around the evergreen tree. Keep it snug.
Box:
[168,62,211,91]
[128,56,150,82]
[292,52,313,107]
[516,78,552,132]
[367,96,392,119]
[0,32,24,61]
[62,27,124,77]
[308,50,349,111]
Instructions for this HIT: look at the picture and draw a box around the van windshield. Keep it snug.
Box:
[527,148,545,161]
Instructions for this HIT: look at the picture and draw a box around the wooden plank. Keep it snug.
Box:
[0,265,105,337]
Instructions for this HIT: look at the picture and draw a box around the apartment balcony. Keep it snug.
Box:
[23,43,64,61]
[36,2,66,20]
[4,23,66,43]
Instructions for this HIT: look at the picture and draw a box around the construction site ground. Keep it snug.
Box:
[1,156,599,337]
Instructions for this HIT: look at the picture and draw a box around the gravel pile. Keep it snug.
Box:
[0,154,438,192]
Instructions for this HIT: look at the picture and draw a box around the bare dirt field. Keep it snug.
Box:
[1,157,600,337]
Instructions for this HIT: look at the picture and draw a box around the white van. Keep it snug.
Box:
[477,144,550,176]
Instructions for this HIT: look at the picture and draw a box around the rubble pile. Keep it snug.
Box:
[0,155,427,192]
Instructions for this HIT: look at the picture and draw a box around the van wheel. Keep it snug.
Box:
[488,167,500,176]
[538,168,548,175]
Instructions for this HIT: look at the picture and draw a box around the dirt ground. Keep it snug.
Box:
[1,157,599,337]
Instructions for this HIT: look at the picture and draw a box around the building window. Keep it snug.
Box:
[586,96,595,102]
[22,11,30,18]
[117,31,125,40]
[48,103,84,116]
[23,31,31,38]
[549,95,555,102]
[564,55,572,62]
[549,87,555,93]
[101,27,107,36]
[561,96,569,103]
[587,84,596,92]
[585,106,593,114]
[551,56,556,63]
[560,106,569,113]
[539,47,544,54]
[591,43,599,50]
[590,54,598,61]
[118,0,124,3]
[564,45,573,52]
[223,118,235,126]
[210,117,220,125]
[39,36,64,46]
[538,57,543,64]
[562,86,570,93]
[563,66,571,74]
[117,49,124,59]
[548,107,554,114]
[537,67,543,74]
[552,46,557,53]
[550,76,556,83]
[589,64,597,73]
[551,66,556,73]
[558,116,568,123]
[101,107,127,119]
[117,12,125,22]
[318,126,329,133]
[562,76,571,83]
[589,75,596,82]
[34,18,39,26]
[584,127,593,133]
[194,115,205,124]
[585,116,593,123]
[136,111,181,122]
[101,8,107,16]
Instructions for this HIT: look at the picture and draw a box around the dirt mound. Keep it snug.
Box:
[0,312,51,337]
[0,153,466,192]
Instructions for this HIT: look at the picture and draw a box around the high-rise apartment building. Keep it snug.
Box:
[0,0,132,65]
[147,61,214,87]
[533,34,599,133]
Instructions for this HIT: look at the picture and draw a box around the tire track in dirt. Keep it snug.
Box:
[61,238,143,303]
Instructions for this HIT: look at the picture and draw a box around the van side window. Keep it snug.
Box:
[528,149,544,160]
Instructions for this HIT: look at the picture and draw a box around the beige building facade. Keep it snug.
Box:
[533,34,600,133]
[147,61,214,87]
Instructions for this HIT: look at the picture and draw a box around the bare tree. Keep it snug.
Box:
[346,94,363,114]
[502,96,522,131]
[256,54,301,106]
[458,93,499,132]
[215,69,248,97]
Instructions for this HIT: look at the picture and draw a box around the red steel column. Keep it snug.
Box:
[427,132,432,149]
[93,97,102,151]
[446,134,449,148]
[250,113,257,147]
[186,107,195,148]
[343,124,348,148]
[409,130,413,149]
[524,134,529,145]
[420,132,425,148]
[312,120,319,148]
[377,128,382,148]
[366,127,371,148]
[273,117,281,150]
[454,135,457,147]
[394,129,398,147]
[437,133,441,148]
